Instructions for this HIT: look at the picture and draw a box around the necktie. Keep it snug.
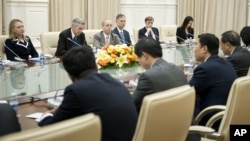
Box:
[120,31,125,43]
[106,36,110,45]
[72,36,78,47]
[148,31,152,38]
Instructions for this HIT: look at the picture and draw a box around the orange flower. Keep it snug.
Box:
[98,59,109,67]
[97,45,139,69]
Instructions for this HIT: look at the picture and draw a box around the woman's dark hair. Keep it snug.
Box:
[134,38,162,58]
[181,16,193,29]
[62,46,96,78]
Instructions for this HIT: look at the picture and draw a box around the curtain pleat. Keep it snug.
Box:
[178,0,247,38]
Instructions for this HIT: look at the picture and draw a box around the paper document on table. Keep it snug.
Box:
[0,100,8,104]
[29,57,41,62]
[26,112,43,121]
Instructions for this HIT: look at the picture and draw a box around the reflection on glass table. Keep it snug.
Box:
[0,45,193,100]
[161,43,194,65]
[0,62,145,100]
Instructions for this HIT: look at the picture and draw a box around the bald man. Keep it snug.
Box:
[93,19,121,49]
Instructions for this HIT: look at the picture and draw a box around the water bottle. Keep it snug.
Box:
[168,40,173,48]
[0,56,3,74]
[9,92,19,115]
[0,56,3,68]
[40,53,45,68]
[92,46,97,54]
[188,59,194,75]
[189,37,193,47]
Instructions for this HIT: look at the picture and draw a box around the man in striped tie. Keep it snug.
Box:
[112,14,132,46]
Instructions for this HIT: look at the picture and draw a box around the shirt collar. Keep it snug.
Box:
[117,28,123,33]
[151,58,159,68]
[71,29,76,39]
[204,55,211,62]
[230,48,236,55]
[103,33,110,38]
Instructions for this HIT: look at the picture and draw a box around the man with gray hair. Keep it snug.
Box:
[55,18,88,57]
[93,19,121,49]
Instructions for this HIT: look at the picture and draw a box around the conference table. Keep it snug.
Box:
[0,44,194,130]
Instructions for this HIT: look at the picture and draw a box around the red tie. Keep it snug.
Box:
[148,32,152,38]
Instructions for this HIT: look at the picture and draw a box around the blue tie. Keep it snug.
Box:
[72,36,78,47]
[120,31,125,43]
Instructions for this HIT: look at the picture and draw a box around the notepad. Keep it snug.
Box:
[26,112,43,122]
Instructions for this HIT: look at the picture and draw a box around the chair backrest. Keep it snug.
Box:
[247,67,250,76]
[0,35,9,59]
[40,32,60,56]
[133,85,195,141]
[218,76,250,141]
[83,29,101,47]
[0,113,101,141]
[133,28,141,44]
[159,25,177,43]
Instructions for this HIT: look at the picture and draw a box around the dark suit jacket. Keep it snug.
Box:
[226,47,250,77]
[133,58,187,112]
[5,36,39,61]
[38,71,138,141]
[189,55,237,118]
[55,28,87,56]
[0,103,21,136]
[138,27,159,42]
[93,31,121,49]
[176,27,194,43]
[112,27,132,46]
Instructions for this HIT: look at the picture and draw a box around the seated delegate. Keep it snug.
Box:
[5,19,39,61]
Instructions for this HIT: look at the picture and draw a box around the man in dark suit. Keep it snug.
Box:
[55,18,88,57]
[220,30,250,77]
[93,19,121,49]
[190,33,237,123]
[133,38,187,112]
[112,14,132,46]
[38,46,137,141]
[0,103,21,136]
[138,16,159,42]
[186,33,237,141]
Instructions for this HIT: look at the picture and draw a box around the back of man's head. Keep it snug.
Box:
[63,46,96,78]
[198,33,219,55]
[221,30,241,47]
[134,37,162,58]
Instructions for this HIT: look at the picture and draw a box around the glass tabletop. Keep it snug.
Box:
[0,45,194,100]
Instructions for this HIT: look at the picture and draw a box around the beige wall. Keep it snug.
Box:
[1,0,250,35]
[0,0,2,35]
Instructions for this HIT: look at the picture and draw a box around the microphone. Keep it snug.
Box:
[176,36,186,42]
[67,38,81,47]
[118,37,131,45]
[54,89,60,100]
[167,32,186,43]
[4,43,25,61]
[186,32,194,37]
